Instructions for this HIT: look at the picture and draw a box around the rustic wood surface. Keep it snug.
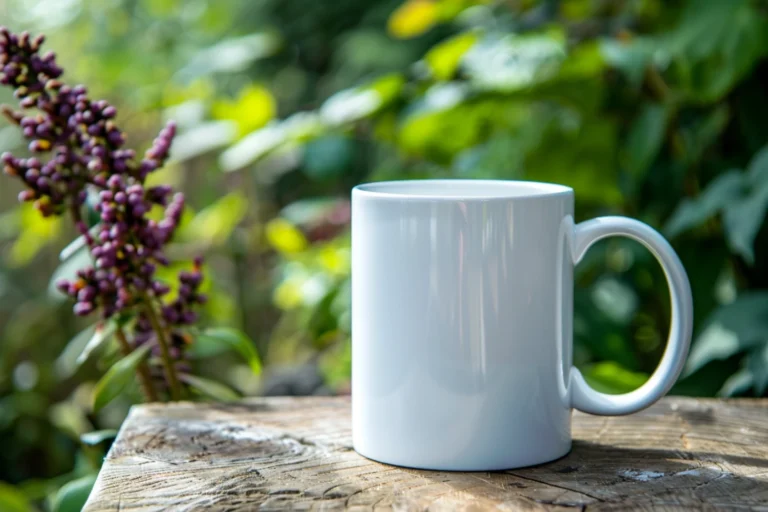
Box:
[84,397,768,511]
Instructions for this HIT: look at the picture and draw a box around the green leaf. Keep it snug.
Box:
[0,482,32,512]
[80,429,118,446]
[747,145,768,186]
[463,33,566,92]
[664,170,745,237]
[425,31,477,81]
[49,243,92,300]
[178,192,248,245]
[580,361,649,394]
[176,32,281,82]
[77,321,117,366]
[92,344,151,412]
[192,327,261,374]
[180,374,240,401]
[718,367,754,397]
[685,292,768,375]
[624,103,669,177]
[10,203,62,266]
[170,121,237,162]
[600,38,655,86]
[746,343,768,395]
[51,474,97,512]
[722,184,768,264]
[303,135,356,181]
[55,324,97,379]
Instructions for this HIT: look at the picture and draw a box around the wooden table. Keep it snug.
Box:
[84,397,768,511]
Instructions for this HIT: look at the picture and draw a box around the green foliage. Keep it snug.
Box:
[191,328,262,375]
[92,345,151,412]
[51,475,97,512]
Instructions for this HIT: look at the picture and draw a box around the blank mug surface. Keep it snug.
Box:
[351,180,692,471]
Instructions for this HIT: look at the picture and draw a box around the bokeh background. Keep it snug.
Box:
[1,0,767,509]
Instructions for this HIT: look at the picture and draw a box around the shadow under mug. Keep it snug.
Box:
[351,179,693,471]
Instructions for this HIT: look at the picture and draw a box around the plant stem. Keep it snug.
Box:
[115,327,158,402]
[141,298,182,401]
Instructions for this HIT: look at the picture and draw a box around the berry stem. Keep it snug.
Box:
[141,297,182,401]
[115,326,158,402]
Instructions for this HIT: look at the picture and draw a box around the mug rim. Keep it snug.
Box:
[353,179,573,201]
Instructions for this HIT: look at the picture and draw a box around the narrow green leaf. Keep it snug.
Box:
[48,244,92,299]
[193,327,262,374]
[718,367,754,397]
[77,321,117,365]
[664,170,745,237]
[51,474,97,512]
[747,343,768,395]
[56,324,97,379]
[80,429,118,446]
[0,482,32,512]
[92,344,151,412]
[747,145,768,185]
[624,103,668,177]
[180,374,240,402]
[722,185,768,264]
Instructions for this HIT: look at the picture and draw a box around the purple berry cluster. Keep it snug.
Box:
[1,27,204,399]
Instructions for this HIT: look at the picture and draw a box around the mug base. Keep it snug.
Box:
[353,442,572,472]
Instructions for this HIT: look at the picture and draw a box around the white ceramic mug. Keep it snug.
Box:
[351,179,693,471]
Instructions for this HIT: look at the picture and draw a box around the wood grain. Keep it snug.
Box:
[84,397,768,511]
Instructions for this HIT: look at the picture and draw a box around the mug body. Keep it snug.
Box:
[352,180,575,471]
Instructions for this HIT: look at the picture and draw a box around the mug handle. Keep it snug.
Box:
[568,216,693,415]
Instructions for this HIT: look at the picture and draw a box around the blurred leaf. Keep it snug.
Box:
[722,185,768,264]
[303,135,356,181]
[176,32,281,82]
[624,103,668,177]
[685,292,768,375]
[51,474,97,512]
[556,41,604,80]
[77,322,117,366]
[170,121,238,162]
[0,482,32,512]
[718,367,754,397]
[463,33,566,92]
[193,327,262,374]
[179,192,248,245]
[664,170,744,237]
[601,38,655,86]
[212,85,276,137]
[80,429,118,446]
[220,123,286,172]
[266,218,308,254]
[581,361,649,394]
[321,88,381,126]
[280,198,341,226]
[747,145,768,185]
[664,0,767,102]
[92,344,151,412]
[56,325,97,379]
[0,209,20,242]
[10,203,62,266]
[59,225,100,262]
[747,343,768,395]
[425,31,478,80]
[49,243,92,300]
[370,74,406,106]
[180,374,240,401]
[388,0,439,39]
